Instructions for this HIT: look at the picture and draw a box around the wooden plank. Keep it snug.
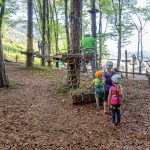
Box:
[20,51,51,59]
[20,51,33,55]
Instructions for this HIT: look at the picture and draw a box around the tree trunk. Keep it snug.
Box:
[64,0,70,49]
[79,0,82,42]
[90,0,96,38]
[34,0,42,37]
[134,13,145,73]
[140,29,143,73]
[0,0,9,87]
[117,0,122,70]
[53,0,59,68]
[68,0,82,88]
[0,34,9,87]
[98,4,102,66]
[0,0,5,30]
[41,0,46,66]
[117,29,121,69]
[90,0,98,68]
[26,0,34,67]
[112,0,122,70]
[137,29,142,73]
[46,0,51,67]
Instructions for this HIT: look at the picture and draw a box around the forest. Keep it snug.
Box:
[0,0,150,149]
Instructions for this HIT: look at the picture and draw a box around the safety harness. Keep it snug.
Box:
[109,86,120,110]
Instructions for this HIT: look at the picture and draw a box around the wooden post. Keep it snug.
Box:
[15,55,18,62]
[148,74,150,85]
[121,50,131,79]
[125,50,128,78]
[129,54,137,78]
[133,63,135,78]
[130,56,135,78]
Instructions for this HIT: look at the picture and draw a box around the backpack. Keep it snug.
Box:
[109,86,120,105]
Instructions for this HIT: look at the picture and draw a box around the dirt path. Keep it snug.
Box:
[0,62,150,150]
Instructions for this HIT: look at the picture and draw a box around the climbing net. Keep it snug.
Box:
[65,49,81,89]
[52,49,93,97]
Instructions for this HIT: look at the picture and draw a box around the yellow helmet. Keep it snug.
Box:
[95,70,103,78]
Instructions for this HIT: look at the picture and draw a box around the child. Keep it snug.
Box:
[90,70,104,110]
[108,74,123,126]
[103,61,116,114]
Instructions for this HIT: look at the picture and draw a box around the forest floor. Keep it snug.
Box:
[0,62,150,150]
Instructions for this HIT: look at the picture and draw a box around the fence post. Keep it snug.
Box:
[148,74,150,85]
[146,70,150,85]
[133,63,135,78]
[125,50,128,78]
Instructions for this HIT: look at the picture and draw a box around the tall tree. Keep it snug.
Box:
[34,0,42,37]
[130,6,150,73]
[98,1,103,66]
[90,0,97,38]
[53,0,59,67]
[109,0,137,69]
[68,0,82,88]
[89,0,99,68]
[64,0,70,49]
[46,0,51,66]
[111,0,122,69]
[0,0,9,87]
[26,0,34,67]
[98,0,110,65]
[41,0,46,66]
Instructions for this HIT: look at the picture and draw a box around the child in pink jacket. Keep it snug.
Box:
[108,74,123,126]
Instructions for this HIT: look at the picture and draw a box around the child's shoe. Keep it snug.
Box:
[116,122,121,127]
[96,105,100,110]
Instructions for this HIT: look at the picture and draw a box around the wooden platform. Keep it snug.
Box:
[52,55,64,62]
[20,51,81,63]
[20,51,51,59]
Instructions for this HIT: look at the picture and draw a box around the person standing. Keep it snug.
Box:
[90,70,104,110]
[108,74,123,126]
[80,34,96,78]
[102,61,116,114]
